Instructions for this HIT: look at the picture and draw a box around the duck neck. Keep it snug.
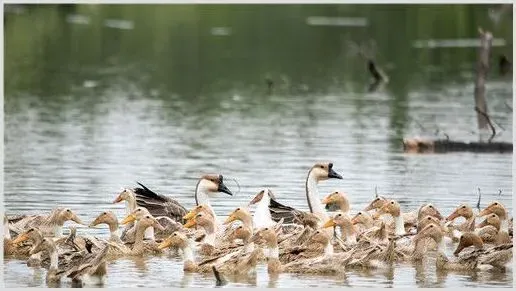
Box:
[266,239,279,259]
[305,171,327,221]
[144,227,155,240]
[436,237,445,253]
[254,194,274,228]
[49,248,59,270]
[133,223,148,253]
[126,196,137,216]
[323,241,334,256]
[500,218,509,232]
[204,230,216,246]
[182,241,196,265]
[109,223,122,242]
[394,215,405,236]
[4,220,10,240]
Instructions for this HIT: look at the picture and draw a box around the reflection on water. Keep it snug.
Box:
[3,3,513,288]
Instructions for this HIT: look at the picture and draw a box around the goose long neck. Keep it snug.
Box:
[254,194,274,228]
[306,171,327,221]
[194,181,211,207]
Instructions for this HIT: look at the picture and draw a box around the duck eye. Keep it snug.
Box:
[357,212,362,215]
[494,203,498,205]
[137,209,141,212]
[461,206,466,209]
[103,212,107,215]
[264,228,269,231]
[236,208,240,211]
[66,209,71,212]
[173,233,177,236]
[145,215,150,218]
[390,201,395,204]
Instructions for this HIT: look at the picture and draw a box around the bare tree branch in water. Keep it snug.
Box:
[476,188,482,211]
[474,106,496,143]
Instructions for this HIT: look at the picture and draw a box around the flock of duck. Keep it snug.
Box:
[3,162,514,287]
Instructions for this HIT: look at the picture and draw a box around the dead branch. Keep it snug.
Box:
[474,106,496,143]
[476,188,482,211]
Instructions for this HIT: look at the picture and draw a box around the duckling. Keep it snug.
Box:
[158,231,261,275]
[12,208,84,237]
[321,191,350,215]
[121,213,166,255]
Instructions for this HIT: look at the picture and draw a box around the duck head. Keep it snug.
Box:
[446,204,473,222]
[453,232,484,256]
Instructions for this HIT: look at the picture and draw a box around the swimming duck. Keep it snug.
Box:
[268,162,343,225]
[364,197,418,230]
[11,208,84,237]
[373,200,407,236]
[452,232,512,269]
[65,245,110,287]
[323,213,357,246]
[158,231,261,275]
[476,213,511,244]
[445,204,476,241]
[478,201,510,233]
[88,211,131,256]
[121,213,166,255]
[185,213,220,256]
[279,229,333,264]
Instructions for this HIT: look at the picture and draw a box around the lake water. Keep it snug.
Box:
[3,4,513,288]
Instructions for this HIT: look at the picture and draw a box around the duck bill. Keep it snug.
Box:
[322,219,336,228]
[327,168,343,180]
[88,218,101,228]
[321,195,334,205]
[121,214,137,225]
[184,219,196,229]
[445,210,459,222]
[218,182,233,196]
[183,209,197,221]
[11,233,30,245]
[477,219,488,229]
[351,216,359,225]
[70,214,84,225]
[113,195,124,204]
[158,238,172,250]
[478,208,490,217]
[224,214,237,225]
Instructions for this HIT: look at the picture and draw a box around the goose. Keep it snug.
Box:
[132,182,187,222]
[268,162,343,225]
